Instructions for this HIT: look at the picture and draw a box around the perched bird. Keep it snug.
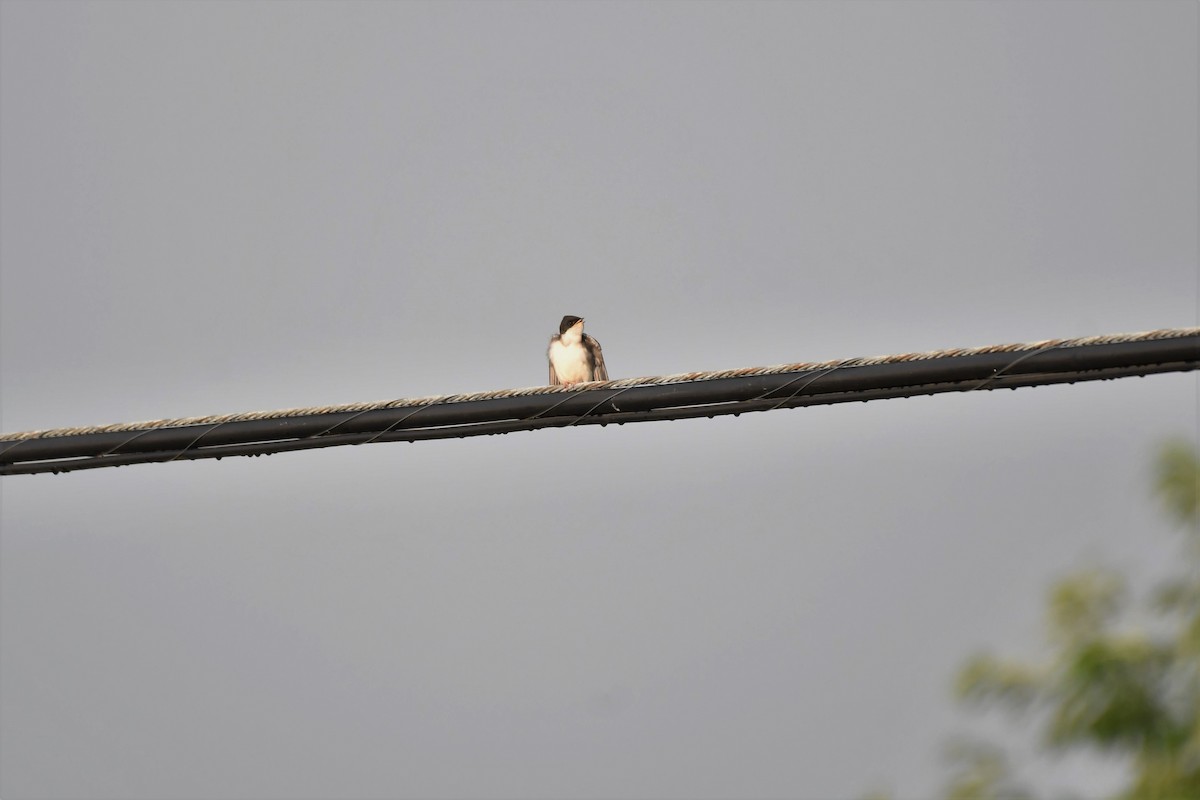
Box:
[548,315,608,386]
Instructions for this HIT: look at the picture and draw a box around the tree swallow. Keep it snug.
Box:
[548,315,609,386]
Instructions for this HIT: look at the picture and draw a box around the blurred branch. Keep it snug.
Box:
[943,739,1033,800]
[1154,439,1200,531]
[947,441,1200,799]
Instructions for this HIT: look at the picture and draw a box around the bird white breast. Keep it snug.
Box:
[549,338,593,383]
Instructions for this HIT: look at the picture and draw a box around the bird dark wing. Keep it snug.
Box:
[548,336,563,385]
[584,334,609,381]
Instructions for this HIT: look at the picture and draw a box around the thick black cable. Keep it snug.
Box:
[1,337,1194,475]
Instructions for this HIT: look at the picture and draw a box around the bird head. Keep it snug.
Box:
[559,315,584,335]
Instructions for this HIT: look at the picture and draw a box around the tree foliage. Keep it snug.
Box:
[952,439,1200,800]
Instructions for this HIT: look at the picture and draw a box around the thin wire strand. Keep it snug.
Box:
[526,388,591,420]
[164,425,223,463]
[761,362,854,410]
[964,341,1067,392]
[356,398,448,446]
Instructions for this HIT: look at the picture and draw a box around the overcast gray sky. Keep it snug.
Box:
[1,1,1196,798]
